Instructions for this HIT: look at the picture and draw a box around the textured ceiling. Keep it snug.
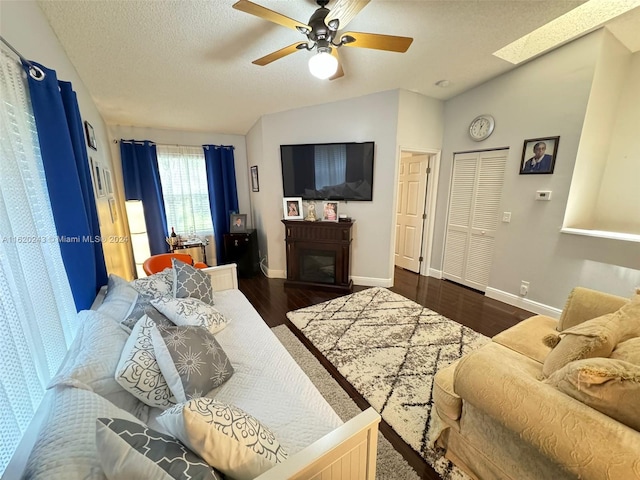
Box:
[36,0,640,135]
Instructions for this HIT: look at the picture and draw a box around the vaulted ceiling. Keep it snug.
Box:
[37,0,640,135]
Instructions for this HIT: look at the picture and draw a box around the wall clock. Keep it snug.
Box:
[469,114,495,141]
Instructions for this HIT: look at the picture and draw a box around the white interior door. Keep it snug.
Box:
[395,153,429,272]
[443,149,507,291]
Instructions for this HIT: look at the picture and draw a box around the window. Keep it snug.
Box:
[156,145,213,238]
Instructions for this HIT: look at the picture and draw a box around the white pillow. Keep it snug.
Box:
[96,417,223,480]
[48,310,128,397]
[96,274,139,323]
[151,296,229,334]
[115,315,176,409]
[157,398,288,480]
[24,388,143,480]
[131,268,174,299]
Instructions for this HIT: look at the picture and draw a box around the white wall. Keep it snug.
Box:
[247,90,401,284]
[1,0,129,279]
[435,29,640,309]
[108,125,249,273]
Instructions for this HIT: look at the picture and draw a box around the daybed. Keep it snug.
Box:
[14,263,380,480]
[433,286,640,480]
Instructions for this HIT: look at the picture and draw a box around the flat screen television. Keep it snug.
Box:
[280,141,374,201]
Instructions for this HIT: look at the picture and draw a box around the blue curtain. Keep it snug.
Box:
[23,60,107,311]
[120,140,169,256]
[203,145,238,264]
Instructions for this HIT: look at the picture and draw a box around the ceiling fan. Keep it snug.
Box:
[232,0,413,80]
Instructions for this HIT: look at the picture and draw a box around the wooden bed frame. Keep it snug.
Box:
[7,264,381,480]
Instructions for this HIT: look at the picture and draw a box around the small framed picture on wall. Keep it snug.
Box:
[283,197,303,220]
[84,121,97,150]
[520,136,560,174]
[250,165,259,192]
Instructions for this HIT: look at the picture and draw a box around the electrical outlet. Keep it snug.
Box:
[520,281,529,296]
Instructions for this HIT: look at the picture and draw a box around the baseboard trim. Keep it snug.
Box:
[352,276,393,288]
[429,268,443,279]
[265,268,286,279]
[485,287,562,319]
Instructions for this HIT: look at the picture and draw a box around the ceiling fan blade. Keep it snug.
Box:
[252,42,307,66]
[341,31,413,53]
[324,0,370,30]
[233,0,309,32]
[329,48,344,81]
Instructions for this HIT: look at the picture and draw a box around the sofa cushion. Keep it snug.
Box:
[172,258,214,305]
[544,357,640,431]
[158,398,288,480]
[151,324,234,403]
[558,286,629,331]
[543,292,640,377]
[492,315,557,364]
[96,417,223,480]
[115,315,176,409]
[151,296,229,334]
[611,337,640,364]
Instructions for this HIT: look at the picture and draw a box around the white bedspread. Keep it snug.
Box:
[149,289,343,454]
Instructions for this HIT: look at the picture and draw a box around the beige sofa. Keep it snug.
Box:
[433,287,640,480]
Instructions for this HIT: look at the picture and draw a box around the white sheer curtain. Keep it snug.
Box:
[314,143,347,189]
[156,145,214,262]
[0,50,77,474]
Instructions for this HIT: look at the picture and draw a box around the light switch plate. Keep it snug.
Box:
[502,212,511,223]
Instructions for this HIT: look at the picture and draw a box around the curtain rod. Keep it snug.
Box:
[0,35,45,80]
[116,139,234,150]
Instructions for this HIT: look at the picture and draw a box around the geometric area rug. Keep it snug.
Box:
[287,287,489,480]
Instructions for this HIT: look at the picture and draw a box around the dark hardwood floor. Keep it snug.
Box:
[237,267,534,480]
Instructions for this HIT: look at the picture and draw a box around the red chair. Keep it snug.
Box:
[142,253,207,276]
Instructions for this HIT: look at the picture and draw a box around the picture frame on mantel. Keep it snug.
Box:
[283,197,303,220]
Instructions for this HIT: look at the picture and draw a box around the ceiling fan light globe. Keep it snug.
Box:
[308,51,338,79]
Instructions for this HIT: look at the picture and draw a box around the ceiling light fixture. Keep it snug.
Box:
[493,0,640,64]
[435,79,451,88]
[308,48,338,79]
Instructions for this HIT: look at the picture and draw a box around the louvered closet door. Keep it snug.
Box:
[443,149,507,292]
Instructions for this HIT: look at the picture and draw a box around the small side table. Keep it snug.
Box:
[223,229,259,277]
[172,240,207,265]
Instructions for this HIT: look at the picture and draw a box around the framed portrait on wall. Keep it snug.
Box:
[283,197,303,220]
[520,136,560,174]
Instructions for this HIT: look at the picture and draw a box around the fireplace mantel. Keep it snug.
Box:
[282,219,353,292]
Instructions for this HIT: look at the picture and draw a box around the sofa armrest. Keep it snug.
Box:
[558,287,628,331]
[454,343,640,480]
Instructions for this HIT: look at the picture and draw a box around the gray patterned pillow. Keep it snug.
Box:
[158,398,288,480]
[96,418,223,480]
[115,315,176,409]
[122,293,174,332]
[151,324,234,402]
[131,268,174,300]
[151,296,229,334]
[172,259,214,305]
